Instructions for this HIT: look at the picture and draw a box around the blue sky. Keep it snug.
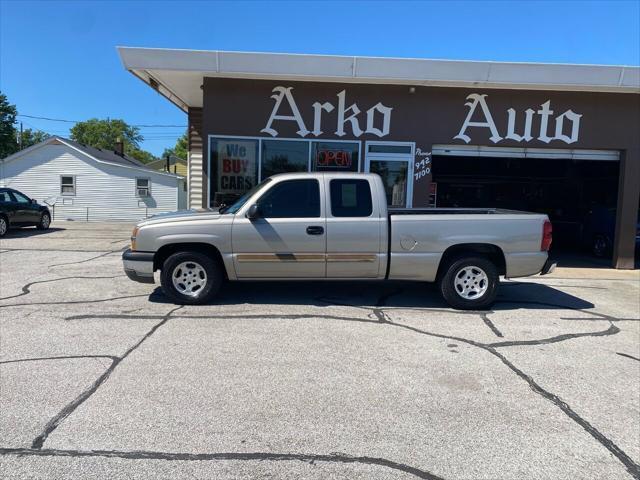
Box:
[1,0,639,156]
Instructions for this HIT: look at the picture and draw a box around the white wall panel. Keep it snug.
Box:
[1,144,180,222]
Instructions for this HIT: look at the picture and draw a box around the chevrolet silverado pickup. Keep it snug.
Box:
[122,172,555,310]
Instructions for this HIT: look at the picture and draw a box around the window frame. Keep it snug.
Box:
[136,177,151,198]
[60,175,76,196]
[310,140,360,173]
[255,178,321,219]
[364,141,415,209]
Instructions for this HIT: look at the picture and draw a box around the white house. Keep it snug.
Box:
[0,137,186,222]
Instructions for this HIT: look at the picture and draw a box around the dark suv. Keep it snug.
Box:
[0,188,51,237]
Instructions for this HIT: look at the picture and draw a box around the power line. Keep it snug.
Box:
[17,114,186,128]
[17,114,77,123]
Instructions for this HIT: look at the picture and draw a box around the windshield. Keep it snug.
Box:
[220,178,272,214]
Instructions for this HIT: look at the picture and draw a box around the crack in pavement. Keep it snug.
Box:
[486,323,620,348]
[48,251,122,269]
[480,313,503,337]
[29,305,184,450]
[616,352,640,362]
[0,355,119,365]
[488,347,640,479]
[0,293,148,309]
[561,316,640,322]
[0,275,126,302]
[0,447,445,479]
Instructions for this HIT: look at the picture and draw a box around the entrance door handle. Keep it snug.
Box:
[306,226,324,235]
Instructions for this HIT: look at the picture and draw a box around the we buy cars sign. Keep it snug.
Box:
[217,140,257,193]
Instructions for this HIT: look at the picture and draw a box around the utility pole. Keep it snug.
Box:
[19,122,23,150]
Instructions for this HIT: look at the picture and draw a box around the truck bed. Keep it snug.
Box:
[389,208,538,216]
[387,208,548,282]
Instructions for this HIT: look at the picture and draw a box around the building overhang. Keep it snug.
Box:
[117,46,640,112]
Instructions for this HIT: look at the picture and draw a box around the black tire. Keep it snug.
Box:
[0,215,8,237]
[160,251,222,305]
[438,256,499,310]
[36,212,51,230]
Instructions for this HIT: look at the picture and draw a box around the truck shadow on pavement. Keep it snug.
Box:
[148,280,595,311]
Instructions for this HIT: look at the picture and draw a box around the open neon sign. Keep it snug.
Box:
[316,150,352,169]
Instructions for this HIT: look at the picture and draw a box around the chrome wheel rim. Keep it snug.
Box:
[172,261,207,298]
[454,266,489,300]
[0,218,6,236]
[42,214,50,228]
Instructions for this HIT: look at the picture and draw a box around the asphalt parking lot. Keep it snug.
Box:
[1,221,639,479]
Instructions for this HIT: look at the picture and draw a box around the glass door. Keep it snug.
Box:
[365,142,414,208]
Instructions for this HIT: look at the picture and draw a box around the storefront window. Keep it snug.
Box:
[210,137,362,207]
[311,141,359,172]
[261,140,309,179]
[210,138,258,207]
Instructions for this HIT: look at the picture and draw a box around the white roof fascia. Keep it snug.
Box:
[118,47,640,111]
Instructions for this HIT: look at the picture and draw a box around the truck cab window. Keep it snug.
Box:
[258,179,320,218]
[330,179,372,217]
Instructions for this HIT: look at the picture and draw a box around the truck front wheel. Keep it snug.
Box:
[160,251,222,305]
[438,257,498,310]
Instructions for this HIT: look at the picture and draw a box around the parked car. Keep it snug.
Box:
[122,173,555,310]
[0,188,51,237]
[582,206,640,257]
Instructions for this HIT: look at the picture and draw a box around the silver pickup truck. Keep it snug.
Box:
[122,172,555,310]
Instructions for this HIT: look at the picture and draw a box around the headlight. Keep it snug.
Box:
[131,226,140,251]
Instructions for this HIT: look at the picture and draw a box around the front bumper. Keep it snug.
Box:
[122,249,155,284]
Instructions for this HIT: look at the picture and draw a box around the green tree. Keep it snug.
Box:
[20,128,50,149]
[70,118,142,150]
[128,149,156,164]
[69,118,156,163]
[0,92,18,158]
[162,132,188,160]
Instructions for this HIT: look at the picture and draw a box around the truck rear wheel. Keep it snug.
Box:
[160,251,222,305]
[438,256,498,310]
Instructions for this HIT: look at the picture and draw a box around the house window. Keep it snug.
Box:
[136,178,151,197]
[61,176,76,195]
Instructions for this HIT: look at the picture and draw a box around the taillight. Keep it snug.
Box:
[541,220,552,251]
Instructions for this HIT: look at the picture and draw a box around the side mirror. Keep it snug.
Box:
[31,198,37,204]
[246,204,261,220]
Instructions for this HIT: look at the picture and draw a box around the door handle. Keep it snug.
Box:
[306,226,324,235]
